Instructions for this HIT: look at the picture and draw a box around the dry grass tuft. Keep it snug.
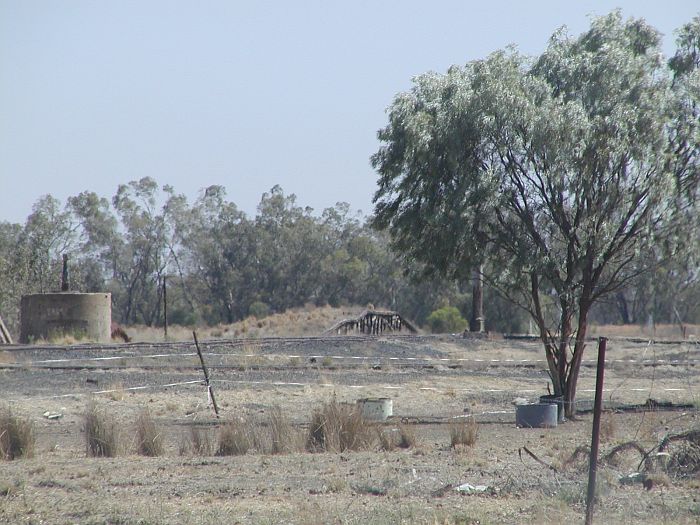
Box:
[0,408,34,460]
[105,381,126,402]
[216,420,251,456]
[267,406,300,454]
[378,424,417,451]
[306,400,373,453]
[450,417,478,449]
[396,424,417,449]
[179,426,213,456]
[377,427,396,451]
[135,408,163,456]
[209,410,302,456]
[83,402,120,457]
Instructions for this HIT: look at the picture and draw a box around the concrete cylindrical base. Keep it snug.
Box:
[357,398,393,421]
[516,403,558,428]
[539,395,566,423]
[20,293,112,344]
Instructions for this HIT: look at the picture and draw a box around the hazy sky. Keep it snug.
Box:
[1,1,698,223]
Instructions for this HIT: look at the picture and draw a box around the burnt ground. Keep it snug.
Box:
[0,334,699,524]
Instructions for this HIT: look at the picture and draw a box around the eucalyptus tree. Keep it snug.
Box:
[68,190,122,292]
[254,185,327,312]
[180,185,252,323]
[372,12,700,416]
[0,221,27,333]
[111,178,187,325]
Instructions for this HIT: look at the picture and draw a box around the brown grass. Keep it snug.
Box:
[121,306,366,341]
[179,426,213,456]
[135,408,163,456]
[306,400,374,453]
[600,411,617,442]
[378,424,416,451]
[267,406,300,454]
[0,351,16,365]
[105,381,126,402]
[450,417,478,449]
[0,408,34,460]
[83,402,120,457]
[216,420,251,456]
[588,323,700,340]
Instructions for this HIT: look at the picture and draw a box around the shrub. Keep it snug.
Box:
[0,409,34,460]
[306,400,373,453]
[84,402,120,457]
[450,417,478,448]
[135,408,163,456]
[248,301,271,319]
[426,306,467,334]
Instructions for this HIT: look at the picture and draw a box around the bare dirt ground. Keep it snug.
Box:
[0,333,698,524]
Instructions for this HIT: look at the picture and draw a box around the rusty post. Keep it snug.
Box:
[585,337,607,525]
[193,331,219,418]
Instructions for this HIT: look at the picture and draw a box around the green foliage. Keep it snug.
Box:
[372,12,700,412]
[248,301,270,319]
[425,306,467,333]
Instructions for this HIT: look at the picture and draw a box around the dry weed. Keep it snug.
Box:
[0,408,34,460]
[267,406,300,454]
[179,426,213,456]
[135,408,163,456]
[377,427,396,451]
[105,381,126,401]
[378,424,416,451]
[306,399,373,453]
[634,409,665,441]
[450,417,478,449]
[216,420,251,456]
[83,402,120,457]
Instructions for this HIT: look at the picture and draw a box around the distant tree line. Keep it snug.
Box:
[0,176,698,338]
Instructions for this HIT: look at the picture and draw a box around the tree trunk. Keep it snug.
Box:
[531,274,562,394]
[469,265,484,332]
[556,306,574,400]
[616,291,631,324]
[564,308,590,418]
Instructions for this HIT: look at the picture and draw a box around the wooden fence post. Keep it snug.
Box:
[193,331,219,418]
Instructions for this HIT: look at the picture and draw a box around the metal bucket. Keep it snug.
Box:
[516,403,558,428]
[357,398,392,421]
[539,395,566,423]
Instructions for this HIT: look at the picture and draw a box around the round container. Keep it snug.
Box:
[539,395,566,423]
[357,398,393,421]
[515,403,558,428]
[20,292,112,343]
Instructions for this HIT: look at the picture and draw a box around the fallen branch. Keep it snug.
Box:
[603,441,647,467]
[519,446,557,472]
[638,428,700,472]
